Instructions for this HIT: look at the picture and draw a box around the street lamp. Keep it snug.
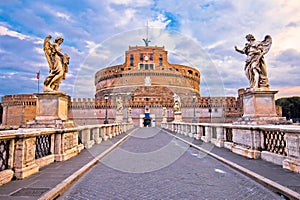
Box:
[104,94,109,124]
[208,96,212,122]
[192,93,197,123]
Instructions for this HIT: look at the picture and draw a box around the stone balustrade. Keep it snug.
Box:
[162,122,300,173]
[0,123,134,186]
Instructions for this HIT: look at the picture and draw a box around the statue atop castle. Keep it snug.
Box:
[142,38,151,46]
[235,34,272,91]
[43,35,70,93]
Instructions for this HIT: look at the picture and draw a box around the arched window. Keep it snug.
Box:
[159,54,163,65]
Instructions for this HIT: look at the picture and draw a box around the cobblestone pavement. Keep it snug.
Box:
[59,127,281,200]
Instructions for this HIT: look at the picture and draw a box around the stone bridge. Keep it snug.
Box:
[0,123,300,199]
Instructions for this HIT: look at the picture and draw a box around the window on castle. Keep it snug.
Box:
[140,53,143,60]
[159,54,163,65]
[130,54,134,60]
[139,63,154,70]
[188,70,193,75]
[150,53,153,60]
[139,63,144,70]
[130,60,134,66]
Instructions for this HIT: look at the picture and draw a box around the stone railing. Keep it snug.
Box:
[162,122,300,173]
[0,123,134,186]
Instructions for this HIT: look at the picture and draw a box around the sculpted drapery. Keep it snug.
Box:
[235,34,272,91]
[43,35,70,93]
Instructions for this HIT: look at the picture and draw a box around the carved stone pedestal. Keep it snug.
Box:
[174,111,182,122]
[26,93,75,128]
[127,108,133,123]
[115,113,123,123]
[128,116,133,123]
[14,137,39,179]
[234,90,289,125]
[162,117,167,123]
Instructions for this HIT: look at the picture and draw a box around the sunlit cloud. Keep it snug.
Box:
[276,86,300,99]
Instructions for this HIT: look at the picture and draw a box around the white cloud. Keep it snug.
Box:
[108,0,152,7]
[56,12,71,21]
[149,14,171,29]
[115,9,136,27]
[0,26,30,40]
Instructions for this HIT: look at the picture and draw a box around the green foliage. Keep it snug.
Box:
[276,97,300,121]
[0,103,2,124]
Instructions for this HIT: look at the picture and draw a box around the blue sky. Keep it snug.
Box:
[1,0,300,99]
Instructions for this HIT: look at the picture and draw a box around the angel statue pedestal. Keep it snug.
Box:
[26,93,75,128]
[115,114,124,123]
[234,90,288,125]
[174,112,182,122]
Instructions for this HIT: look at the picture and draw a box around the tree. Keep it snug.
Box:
[276,97,300,122]
[0,103,2,125]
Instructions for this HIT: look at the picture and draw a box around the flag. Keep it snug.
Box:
[36,71,40,79]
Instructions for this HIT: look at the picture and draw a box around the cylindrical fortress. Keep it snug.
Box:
[95,46,200,104]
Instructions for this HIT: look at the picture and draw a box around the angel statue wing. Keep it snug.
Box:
[261,35,272,55]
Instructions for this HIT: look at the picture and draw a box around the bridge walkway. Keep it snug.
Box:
[0,127,299,199]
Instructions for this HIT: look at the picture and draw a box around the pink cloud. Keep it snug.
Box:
[275,86,300,99]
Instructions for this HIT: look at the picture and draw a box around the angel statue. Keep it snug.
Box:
[43,35,70,92]
[235,34,272,91]
[116,96,123,114]
[173,93,181,112]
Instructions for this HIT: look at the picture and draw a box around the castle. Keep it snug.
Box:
[1,45,248,128]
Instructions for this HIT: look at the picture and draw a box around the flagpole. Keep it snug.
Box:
[37,70,40,93]
[38,76,39,93]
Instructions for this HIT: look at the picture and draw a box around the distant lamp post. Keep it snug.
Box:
[208,96,212,122]
[192,93,197,123]
[104,94,109,124]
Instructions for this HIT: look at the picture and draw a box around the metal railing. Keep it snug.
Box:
[35,134,52,159]
[0,140,10,171]
[263,130,287,156]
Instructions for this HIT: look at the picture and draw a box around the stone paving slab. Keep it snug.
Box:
[59,127,284,200]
